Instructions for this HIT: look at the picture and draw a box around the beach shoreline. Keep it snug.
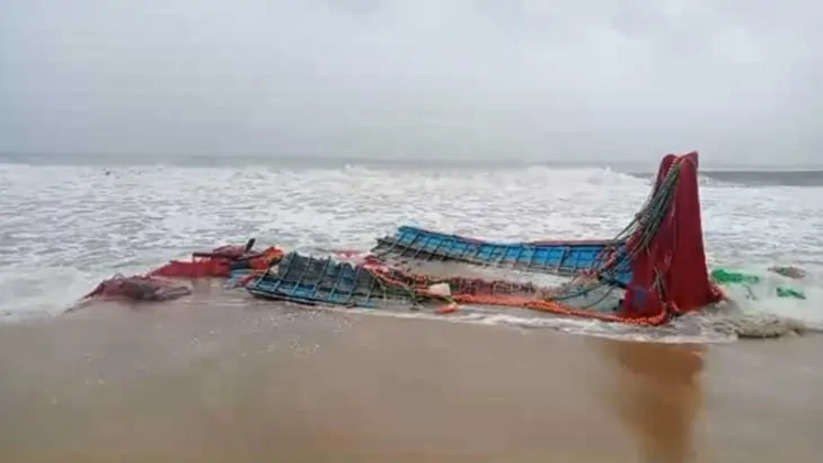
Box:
[1,295,821,462]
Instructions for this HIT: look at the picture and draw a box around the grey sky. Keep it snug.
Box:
[1,0,820,164]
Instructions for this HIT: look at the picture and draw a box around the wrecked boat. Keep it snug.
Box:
[248,152,723,325]
[79,152,723,326]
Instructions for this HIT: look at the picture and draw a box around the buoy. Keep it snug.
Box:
[427,283,451,297]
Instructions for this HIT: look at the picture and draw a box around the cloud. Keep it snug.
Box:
[1,0,820,164]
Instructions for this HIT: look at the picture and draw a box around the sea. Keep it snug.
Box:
[2,153,822,342]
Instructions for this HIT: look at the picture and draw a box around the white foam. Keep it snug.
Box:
[295,304,737,344]
[716,266,823,330]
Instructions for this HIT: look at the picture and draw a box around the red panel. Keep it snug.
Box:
[620,152,723,322]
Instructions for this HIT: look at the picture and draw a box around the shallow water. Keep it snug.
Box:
[1,159,821,340]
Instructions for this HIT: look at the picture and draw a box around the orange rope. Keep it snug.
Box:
[366,267,670,326]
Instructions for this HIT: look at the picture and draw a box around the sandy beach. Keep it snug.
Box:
[1,287,822,462]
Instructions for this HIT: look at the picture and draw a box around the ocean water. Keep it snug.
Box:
[1,158,821,341]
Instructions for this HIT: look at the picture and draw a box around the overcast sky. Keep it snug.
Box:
[1,0,820,164]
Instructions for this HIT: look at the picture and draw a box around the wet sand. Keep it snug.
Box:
[1,289,822,462]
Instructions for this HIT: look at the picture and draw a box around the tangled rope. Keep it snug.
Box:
[362,159,685,324]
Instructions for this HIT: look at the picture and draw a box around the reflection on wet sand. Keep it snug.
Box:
[596,339,704,462]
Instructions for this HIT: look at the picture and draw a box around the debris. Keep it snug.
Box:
[712,268,806,300]
[769,266,807,280]
[149,240,283,278]
[776,286,806,300]
[436,303,460,315]
[74,153,752,328]
[427,283,451,297]
[270,153,725,326]
[81,274,191,302]
[711,268,760,285]
[77,239,282,308]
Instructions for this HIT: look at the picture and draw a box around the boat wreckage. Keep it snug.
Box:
[81,152,728,326]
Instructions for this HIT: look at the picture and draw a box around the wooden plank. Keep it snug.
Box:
[345,266,363,305]
[308,257,333,300]
[555,247,570,273]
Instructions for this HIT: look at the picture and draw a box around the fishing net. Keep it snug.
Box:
[82,274,192,302]
[544,152,722,323]
[77,240,284,309]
